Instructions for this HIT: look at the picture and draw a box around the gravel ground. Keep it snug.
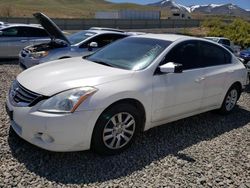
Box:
[0,63,250,188]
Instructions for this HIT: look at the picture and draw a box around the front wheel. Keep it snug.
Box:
[218,86,240,114]
[91,103,142,155]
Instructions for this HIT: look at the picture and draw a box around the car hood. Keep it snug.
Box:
[33,12,70,45]
[17,57,134,96]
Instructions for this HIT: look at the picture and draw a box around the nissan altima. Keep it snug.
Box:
[6,34,248,155]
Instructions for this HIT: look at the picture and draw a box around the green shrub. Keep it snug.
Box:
[202,18,250,48]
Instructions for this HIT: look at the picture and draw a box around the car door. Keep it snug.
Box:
[199,41,231,108]
[0,26,30,57]
[79,33,127,56]
[152,40,205,122]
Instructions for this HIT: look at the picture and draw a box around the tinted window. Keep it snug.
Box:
[218,39,230,46]
[68,31,96,45]
[1,27,19,37]
[164,41,199,70]
[200,41,231,67]
[87,37,171,70]
[1,27,48,37]
[81,34,127,48]
[25,27,48,37]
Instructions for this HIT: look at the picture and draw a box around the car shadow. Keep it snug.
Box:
[245,84,250,93]
[8,106,250,184]
[0,58,18,65]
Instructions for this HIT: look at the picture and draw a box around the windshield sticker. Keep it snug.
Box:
[85,33,94,36]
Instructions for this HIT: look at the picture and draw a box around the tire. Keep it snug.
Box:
[91,103,142,155]
[218,85,240,114]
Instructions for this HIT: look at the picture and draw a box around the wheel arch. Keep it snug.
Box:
[97,98,147,132]
[90,98,147,154]
[231,81,242,99]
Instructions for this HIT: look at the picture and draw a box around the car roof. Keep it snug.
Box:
[205,37,229,40]
[87,29,127,35]
[0,24,43,30]
[132,33,192,42]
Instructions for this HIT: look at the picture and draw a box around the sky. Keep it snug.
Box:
[108,0,250,10]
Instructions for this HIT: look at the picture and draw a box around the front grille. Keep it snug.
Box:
[10,81,46,107]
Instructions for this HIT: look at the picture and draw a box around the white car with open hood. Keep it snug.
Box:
[6,34,248,155]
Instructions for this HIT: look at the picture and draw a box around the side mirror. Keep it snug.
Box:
[159,62,183,74]
[88,42,98,51]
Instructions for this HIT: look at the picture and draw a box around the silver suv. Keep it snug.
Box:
[19,13,130,69]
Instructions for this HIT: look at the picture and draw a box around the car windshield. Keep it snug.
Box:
[87,37,172,70]
[68,31,96,45]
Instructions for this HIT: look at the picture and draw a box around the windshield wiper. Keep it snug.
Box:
[90,59,113,67]
[82,54,91,59]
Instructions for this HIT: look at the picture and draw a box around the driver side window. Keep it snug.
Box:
[163,41,199,70]
[80,34,126,48]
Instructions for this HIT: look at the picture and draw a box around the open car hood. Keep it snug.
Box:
[33,12,70,45]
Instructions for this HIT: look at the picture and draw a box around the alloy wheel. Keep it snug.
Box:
[103,112,136,149]
[225,89,238,111]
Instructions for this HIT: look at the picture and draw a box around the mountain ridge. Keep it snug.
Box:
[147,0,250,17]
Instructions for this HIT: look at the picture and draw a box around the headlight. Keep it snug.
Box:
[38,87,98,113]
[29,51,49,59]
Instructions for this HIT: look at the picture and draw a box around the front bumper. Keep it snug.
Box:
[19,53,41,70]
[6,96,103,152]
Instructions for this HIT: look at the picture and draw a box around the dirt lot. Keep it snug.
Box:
[0,62,249,187]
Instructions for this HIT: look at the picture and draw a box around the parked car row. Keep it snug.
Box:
[19,13,134,69]
[3,13,249,155]
[239,47,250,64]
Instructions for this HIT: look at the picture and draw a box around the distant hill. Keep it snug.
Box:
[0,0,156,18]
[0,0,249,19]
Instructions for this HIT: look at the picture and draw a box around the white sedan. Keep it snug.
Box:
[6,34,248,155]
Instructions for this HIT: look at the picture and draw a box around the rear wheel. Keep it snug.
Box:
[91,103,142,155]
[218,85,240,114]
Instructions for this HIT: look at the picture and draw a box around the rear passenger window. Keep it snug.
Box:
[200,41,231,67]
[25,27,48,37]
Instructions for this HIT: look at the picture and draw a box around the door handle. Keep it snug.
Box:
[227,70,235,73]
[21,40,28,43]
[195,77,205,83]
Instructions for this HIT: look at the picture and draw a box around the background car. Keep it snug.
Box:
[0,21,8,27]
[6,34,248,155]
[19,13,131,69]
[204,37,239,55]
[0,24,50,58]
[239,47,250,64]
